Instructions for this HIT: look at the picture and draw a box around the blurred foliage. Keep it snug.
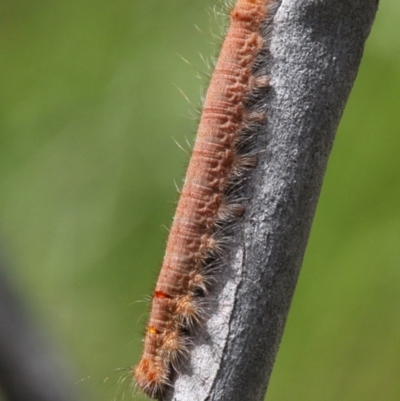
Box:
[0,1,398,401]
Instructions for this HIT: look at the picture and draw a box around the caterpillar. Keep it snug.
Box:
[133,0,275,398]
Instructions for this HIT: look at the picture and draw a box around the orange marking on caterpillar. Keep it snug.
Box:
[147,326,159,335]
[133,0,274,398]
[154,291,171,299]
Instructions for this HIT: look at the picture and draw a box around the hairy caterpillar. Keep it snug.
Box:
[134,0,276,397]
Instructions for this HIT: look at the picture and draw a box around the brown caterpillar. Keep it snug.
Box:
[134,0,274,397]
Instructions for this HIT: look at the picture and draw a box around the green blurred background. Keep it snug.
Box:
[0,1,399,400]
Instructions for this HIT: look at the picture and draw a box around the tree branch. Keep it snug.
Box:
[0,260,80,401]
[166,0,379,400]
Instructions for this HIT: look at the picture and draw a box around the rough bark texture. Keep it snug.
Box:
[165,0,379,400]
[0,262,80,401]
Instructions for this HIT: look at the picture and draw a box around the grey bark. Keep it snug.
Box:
[166,0,379,400]
[0,260,80,401]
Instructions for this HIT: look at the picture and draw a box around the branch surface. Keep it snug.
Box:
[166,0,379,400]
